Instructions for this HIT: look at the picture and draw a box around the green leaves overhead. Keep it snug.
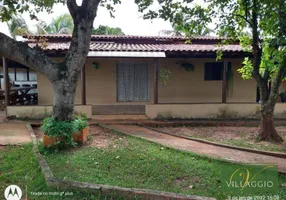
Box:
[0,0,122,23]
[136,0,212,36]
[137,0,286,81]
[0,0,66,22]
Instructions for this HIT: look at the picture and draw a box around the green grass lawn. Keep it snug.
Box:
[42,126,286,200]
[0,144,126,200]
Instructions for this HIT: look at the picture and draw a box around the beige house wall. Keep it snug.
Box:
[37,57,257,105]
[6,105,92,119]
[37,72,82,105]
[85,58,154,105]
[146,103,286,119]
[158,58,256,103]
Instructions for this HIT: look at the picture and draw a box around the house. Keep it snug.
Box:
[2,34,286,120]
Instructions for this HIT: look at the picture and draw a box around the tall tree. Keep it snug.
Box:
[0,0,120,121]
[92,25,124,35]
[45,13,74,34]
[137,0,286,142]
[7,15,30,39]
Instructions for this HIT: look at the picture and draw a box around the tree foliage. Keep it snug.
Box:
[92,25,125,35]
[136,0,212,36]
[0,0,66,21]
[0,0,121,22]
[6,15,30,38]
[137,0,286,142]
[44,13,74,34]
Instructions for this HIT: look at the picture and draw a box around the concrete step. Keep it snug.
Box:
[91,114,148,120]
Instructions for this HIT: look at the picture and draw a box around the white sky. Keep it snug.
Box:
[0,1,173,37]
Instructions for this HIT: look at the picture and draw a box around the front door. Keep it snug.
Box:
[116,63,149,102]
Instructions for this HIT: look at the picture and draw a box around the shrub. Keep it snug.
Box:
[41,113,88,149]
[74,113,88,131]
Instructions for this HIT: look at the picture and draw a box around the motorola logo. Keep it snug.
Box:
[4,185,22,200]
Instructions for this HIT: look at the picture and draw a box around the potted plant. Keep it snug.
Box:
[72,114,89,144]
[41,113,89,148]
[279,91,286,102]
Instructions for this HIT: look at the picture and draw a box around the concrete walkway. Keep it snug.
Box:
[0,121,31,145]
[109,124,286,173]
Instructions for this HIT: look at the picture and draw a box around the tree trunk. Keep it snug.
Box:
[52,80,77,121]
[258,104,283,143]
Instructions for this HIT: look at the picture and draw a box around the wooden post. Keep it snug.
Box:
[154,58,159,104]
[14,68,16,81]
[26,68,29,81]
[81,64,86,105]
[222,61,227,103]
[3,57,9,106]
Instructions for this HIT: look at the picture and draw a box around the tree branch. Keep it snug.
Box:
[263,68,270,81]
[278,0,286,38]
[268,56,286,104]
[234,14,253,27]
[63,0,101,83]
[267,0,286,105]
[67,0,79,19]
[251,0,269,102]
[0,32,57,81]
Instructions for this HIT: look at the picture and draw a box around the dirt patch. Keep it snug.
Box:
[158,126,258,141]
[88,126,129,148]
[33,126,44,140]
[156,126,286,152]
[174,176,201,189]
[33,125,129,149]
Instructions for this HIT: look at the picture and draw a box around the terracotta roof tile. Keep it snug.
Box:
[25,34,229,41]
[28,42,243,53]
[25,34,244,53]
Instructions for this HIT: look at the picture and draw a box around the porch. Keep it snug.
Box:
[0,57,38,112]
[3,54,286,120]
[2,54,281,120]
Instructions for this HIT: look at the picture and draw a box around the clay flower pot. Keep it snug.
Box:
[72,127,89,144]
[43,135,57,147]
[43,128,89,147]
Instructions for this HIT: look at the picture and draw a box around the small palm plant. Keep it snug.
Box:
[44,14,74,34]
[7,15,30,39]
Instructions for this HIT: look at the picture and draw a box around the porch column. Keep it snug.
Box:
[153,58,158,104]
[222,61,227,103]
[81,64,86,105]
[14,68,16,81]
[26,68,29,81]
[3,57,9,106]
